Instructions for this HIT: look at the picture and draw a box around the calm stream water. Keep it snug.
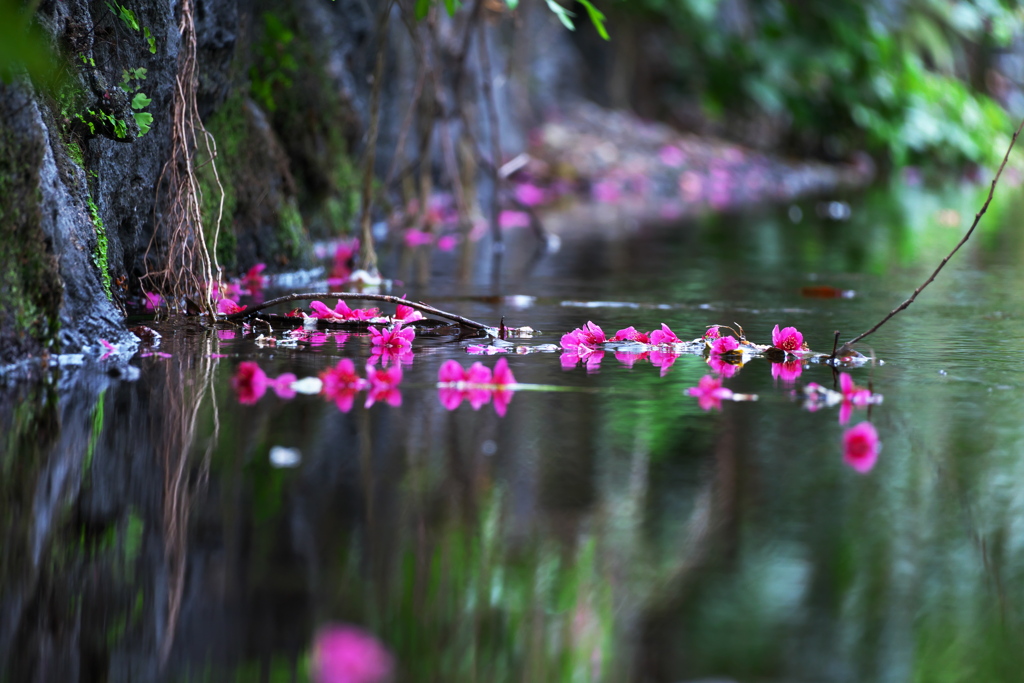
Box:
[4,181,1024,682]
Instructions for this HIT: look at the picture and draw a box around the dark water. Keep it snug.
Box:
[4,181,1024,682]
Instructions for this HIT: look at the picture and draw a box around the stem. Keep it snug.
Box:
[222,292,492,331]
[843,117,1024,349]
[477,21,503,248]
[357,0,395,275]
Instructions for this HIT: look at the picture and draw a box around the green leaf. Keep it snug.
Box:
[506,0,519,9]
[144,27,156,54]
[544,0,575,31]
[130,92,151,109]
[133,111,153,136]
[415,0,431,20]
[576,0,609,40]
[443,0,461,16]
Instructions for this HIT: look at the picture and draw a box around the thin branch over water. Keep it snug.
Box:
[842,116,1024,352]
[222,292,493,332]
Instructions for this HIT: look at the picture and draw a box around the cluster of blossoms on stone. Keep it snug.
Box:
[437,358,518,416]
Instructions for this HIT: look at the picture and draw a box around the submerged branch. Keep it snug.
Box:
[222,292,492,331]
[842,117,1024,352]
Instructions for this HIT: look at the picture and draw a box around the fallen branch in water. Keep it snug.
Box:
[841,117,1024,353]
[221,292,493,332]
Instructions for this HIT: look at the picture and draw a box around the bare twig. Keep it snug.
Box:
[842,118,1024,350]
[222,292,492,331]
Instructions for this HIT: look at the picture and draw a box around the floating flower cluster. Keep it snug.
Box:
[232,361,297,405]
[559,320,811,377]
[437,358,518,415]
[803,373,882,424]
[230,359,403,411]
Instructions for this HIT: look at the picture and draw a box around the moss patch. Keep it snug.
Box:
[86,195,113,301]
[199,91,311,271]
[0,94,63,363]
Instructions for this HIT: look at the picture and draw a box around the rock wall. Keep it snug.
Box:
[0,0,585,368]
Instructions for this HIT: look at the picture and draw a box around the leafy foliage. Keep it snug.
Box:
[622,0,1019,166]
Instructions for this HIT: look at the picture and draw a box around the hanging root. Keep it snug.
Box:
[144,0,222,316]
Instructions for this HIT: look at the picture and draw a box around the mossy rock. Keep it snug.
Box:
[0,86,63,364]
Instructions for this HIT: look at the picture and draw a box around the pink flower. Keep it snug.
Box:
[404,229,434,247]
[839,373,872,405]
[710,335,739,355]
[704,326,720,340]
[368,323,415,351]
[578,321,606,346]
[649,323,680,345]
[492,357,516,387]
[143,291,163,311]
[771,324,805,353]
[232,361,268,405]
[843,422,880,473]
[437,360,492,410]
[770,360,803,383]
[231,362,296,404]
[369,345,415,368]
[687,375,734,411]
[321,359,367,412]
[837,373,874,424]
[611,326,650,343]
[499,210,531,229]
[514,182,547,207]
[337,301,380,321]
[364,364,403,408]
[649,348,680,377]
[658,145,686,168]
[311,300,380,321]
[217,329,236,341]
[614,350,649,367]
[242,263,267,292]
[591,180,621,203]
[491,358,517,416]
[707,355,740,378]
[437,234,459,251]
[332,238,359,278]
[394,302,425,323]
[217,298,246,315]
[312,624,393,683]
[271,373,297,399]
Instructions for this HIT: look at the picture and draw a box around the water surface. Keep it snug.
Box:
[4,181,1024,682]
